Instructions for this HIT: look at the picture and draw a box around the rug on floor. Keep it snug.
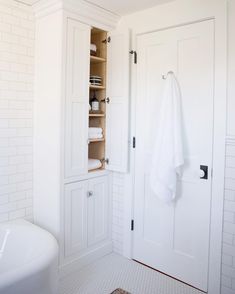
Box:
[111,289,131,294]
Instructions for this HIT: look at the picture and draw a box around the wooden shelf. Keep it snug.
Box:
[89,28,107,162]
[89,113,105,117]
[88,167,104,173]
[90,56,106,63]
[90,85,105,90]
[89,138,105,143]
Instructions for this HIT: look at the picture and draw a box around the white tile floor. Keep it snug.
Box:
[60,254,204,294]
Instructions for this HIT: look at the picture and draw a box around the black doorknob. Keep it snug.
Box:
[200,165,208,180]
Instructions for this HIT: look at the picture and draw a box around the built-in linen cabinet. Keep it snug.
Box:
[34,2,129,274]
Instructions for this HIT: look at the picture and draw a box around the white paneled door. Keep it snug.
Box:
[133,20,214,292]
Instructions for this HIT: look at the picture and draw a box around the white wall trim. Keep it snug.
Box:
[33,0,120,30]
[121,1,227,294]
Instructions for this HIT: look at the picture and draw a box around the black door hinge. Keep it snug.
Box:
[129,50,137,64]
[131,219,134,231]
[102,36,111,44]
[133,137,136,149]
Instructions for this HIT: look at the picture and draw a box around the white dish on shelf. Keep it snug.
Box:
[90,82,102,86]
[90,76,102,85]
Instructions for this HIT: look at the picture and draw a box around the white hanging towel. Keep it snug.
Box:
[150,72,184,203]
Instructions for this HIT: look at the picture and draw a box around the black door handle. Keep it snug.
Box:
[200,165,208,180]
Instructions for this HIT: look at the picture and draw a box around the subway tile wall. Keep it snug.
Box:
[221,143,235,294]
[0,0,34,223]
[112,172,125,254]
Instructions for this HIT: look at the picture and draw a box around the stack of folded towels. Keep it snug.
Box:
[88,127,103,140]
[88,158,102,171]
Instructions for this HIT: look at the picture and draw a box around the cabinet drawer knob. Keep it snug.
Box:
[87,191,93,197]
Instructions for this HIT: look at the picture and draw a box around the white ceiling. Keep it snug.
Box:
[86,0,174,15]
[21,0,174,15]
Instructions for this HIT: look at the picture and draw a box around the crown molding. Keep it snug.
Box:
[33,0,120,30]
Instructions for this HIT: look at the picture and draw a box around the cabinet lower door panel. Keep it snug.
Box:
[88,176,109,247]
[64,181,88,256]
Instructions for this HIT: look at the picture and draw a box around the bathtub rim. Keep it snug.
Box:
[0,219,59,290]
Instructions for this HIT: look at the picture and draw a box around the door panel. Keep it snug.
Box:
[64,181,88,256]
[88,176,109,246]
[64,19,90,178]
[133,20,214,291]
[106,29,130,172]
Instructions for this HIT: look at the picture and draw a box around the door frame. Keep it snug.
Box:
[122,2,227,294]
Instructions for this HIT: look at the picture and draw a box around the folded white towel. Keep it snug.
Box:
[150,72,184,203]
[89,127,103,134]
[88,158,102,171]
[88,134,103,139]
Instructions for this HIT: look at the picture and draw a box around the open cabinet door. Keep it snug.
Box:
[106,29,130,173]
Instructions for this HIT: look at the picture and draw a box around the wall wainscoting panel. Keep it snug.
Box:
[0,0,34,223]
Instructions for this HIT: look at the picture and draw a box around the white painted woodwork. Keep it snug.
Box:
[33,0,120,31]
[34,11,64,237]
[106,29,130,172]
[26,0,174,16]
[65,19,90,178]
[34,9,115,272]
[64,181,88,256]
[88,176,109,246]
[64,176,110,257]
[85,0,174,16]
[133,20,214,292]
[33,0,129,274]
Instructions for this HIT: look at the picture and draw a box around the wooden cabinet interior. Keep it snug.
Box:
[89,28,108,171]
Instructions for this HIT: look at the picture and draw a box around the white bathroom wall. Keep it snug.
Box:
[227,0,235,138]
[112,172,125,254]
[221,1,235,293]
[0,0,34,223]
[222,143,235,294]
